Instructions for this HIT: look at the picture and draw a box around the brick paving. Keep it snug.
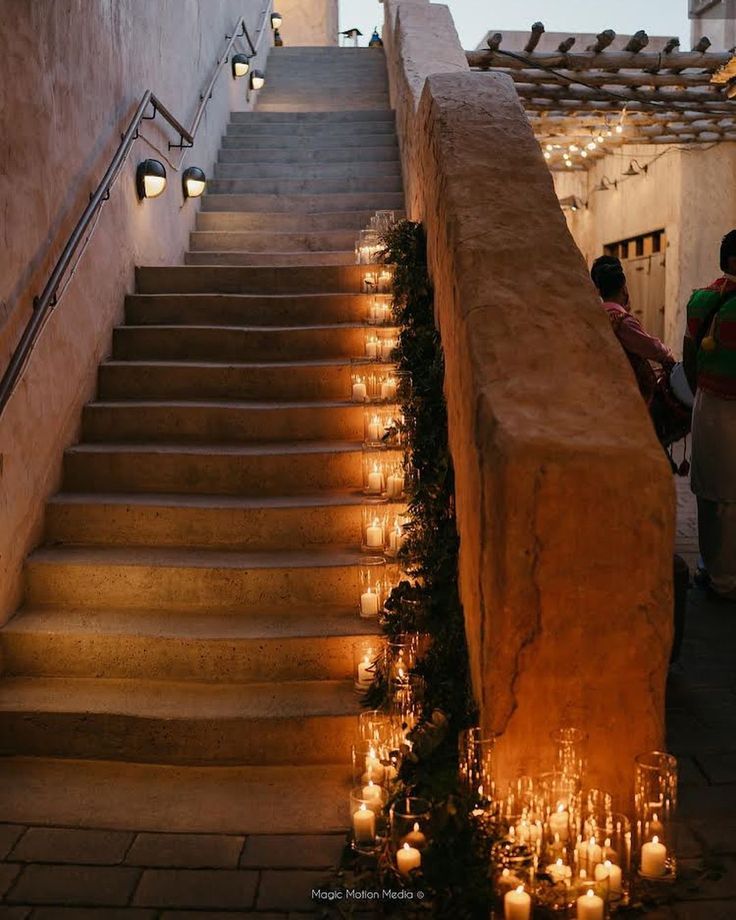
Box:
[0,478,732,917]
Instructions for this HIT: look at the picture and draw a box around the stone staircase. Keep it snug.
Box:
[0,46,403,833]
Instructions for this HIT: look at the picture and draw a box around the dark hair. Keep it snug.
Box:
[720,230,736,272]
[591,255,622,292]
[595,262,627,300]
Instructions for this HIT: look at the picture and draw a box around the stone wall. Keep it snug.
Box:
[384,0,675,806]
[277,0,338,45]
[0,0,326,619]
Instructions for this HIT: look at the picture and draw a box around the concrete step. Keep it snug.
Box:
[230,109,392,123]
[256,93,389,104]
[195,210,394,232]
[223,132,397,149]
[2,606,379,680]
[82,399,366,443]
[184,250,356,267]
[189,229,359,253]
[112,323,370,362]
[200,191,404,212]
[123,292,385,325]
[0,676,359,764]
[135,264,388,295]
[219,144,398,162]
[0,758,350,833]
[205,176,401,194]
[213,161,400,179]
[44,490,380,549]
[62,440,363,495]
[98,358,356,401]
[227,117,393,132]
[25,545,365,610]
[255,102,390,112]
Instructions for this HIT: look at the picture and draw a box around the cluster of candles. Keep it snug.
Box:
[367,296,392,325]
[361,505,408,556]
[355,210,399,265]
[362,269,393,294]
[458,729,678,918]
[351,366,398,403]
[362,450,405,498]
[365,329,399,362]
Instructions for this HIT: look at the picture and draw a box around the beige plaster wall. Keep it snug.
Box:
[555,143,736,355]
[0,0,274,620]
[384,0,674,806]
[277,0,338,45]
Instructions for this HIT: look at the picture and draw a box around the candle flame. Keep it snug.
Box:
[556,858,563,867]
[652,835,659,844]
[359,803,367,812]
[413,822,419,832]
[589,837,596,847]
[502,868,510,878]
[586,889,594,898]
[402,842,410,851]
[515,885,524,894]
[604,860,612,868]
[367,780,374,788]
[653,812,658,822]
[557,803,565,814]
[605,837,611,847]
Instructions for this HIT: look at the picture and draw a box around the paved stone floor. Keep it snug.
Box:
[0,476,732,918]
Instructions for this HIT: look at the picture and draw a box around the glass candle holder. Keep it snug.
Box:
[377,268,393,293]
[350,785,386,854]
[356,229,380,265]
[361,503,388,552]
[374,367,398,402]
[573,873,608,919]
[364,408,401,447]
[364,329,381,360]
[357,557,385,618]
[370,209,398,234]
[352,639,381,692]
[459,727,497,806]
[351,367,370,403]
[362,448,387,495]
[376,328,399,362]
[367,295,392,326]
[358,709,395,745]
[390,796,431,876]
[599,813,631,903]
[386,511,408,557]
[634,751,677,880]
[384,458,405,499]
[582,789,614,841]
[534,857,575,915]
[552,727,589,780]
[352,738,391,786]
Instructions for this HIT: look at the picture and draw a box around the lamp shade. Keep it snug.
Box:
[136,159,167,200]
[182,166,206,199]
[250,69,265,90]
[270,11,282,29]
[231,52,250,78]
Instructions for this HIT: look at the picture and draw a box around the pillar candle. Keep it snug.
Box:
[397,842,421,876]
[362,780,383,808]
[366,519,384,548]
[352,803,375,845]
[400,822,427,850]
[386,474,403,498]
[367,466,383,493]
[549,804,570,841]
[357,654,373,689]
[546,859,572,884]
[595,859,622,896]
[640,836,667,877]
[367,415,381,442]
[576,889,604,920]
[352,381,367,402]
[360,588,379,617]
[366,337,379,359]
[380,378,397,401]
[503,885,531,920]
[389,525,404,555]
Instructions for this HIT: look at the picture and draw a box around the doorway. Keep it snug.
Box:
[604,231,666,340]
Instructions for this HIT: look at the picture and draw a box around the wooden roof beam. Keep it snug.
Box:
[623,30,649,54]
[587,30,615,53]
[466,49,733,72]
[513,82,728,107]
[525,22,545,54]
[498,69,715,88]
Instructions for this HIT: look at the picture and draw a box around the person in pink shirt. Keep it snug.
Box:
[591,256,675,404]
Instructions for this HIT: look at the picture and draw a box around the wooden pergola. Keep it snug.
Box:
[467,24,736,170]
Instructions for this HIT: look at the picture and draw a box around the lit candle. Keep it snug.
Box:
[352,380,367,402]
[380,338,396,361]
[389,523,404,556]
[401,821,427,850]
[378,270,392,292]
[640,835,667,878]
[577,837,602,872]
[352,802,375,845]
[386,473,403,498]
[546,858,572,884]
[362,779,383,809]
[357,652,373,689]
[497,868,521,894]
[504,885,531,920]
[367,415,381,442]
[595,859,622,897]
[549,803,569,841]
[366,518,384,548]
[576,888,604,920]
[360,588,379,618]
[366,336,379,359]
[397,841,421,877]
[380,377,397,401]
[367,464,383,494]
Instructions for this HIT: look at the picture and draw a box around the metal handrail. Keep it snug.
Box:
[0,4,272,416]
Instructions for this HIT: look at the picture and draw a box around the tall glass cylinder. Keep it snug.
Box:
[390,796,431,877]
[551,726,588,780]
[357,557,386,618]
[634,751,677,880]
[361,503,388,552]
[352,639,381,692]
[367,295,392,326]
[458,727,496,809]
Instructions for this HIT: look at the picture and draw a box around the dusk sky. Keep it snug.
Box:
[338,0,691,49]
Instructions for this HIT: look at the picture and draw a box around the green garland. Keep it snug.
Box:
[334,221,495,917]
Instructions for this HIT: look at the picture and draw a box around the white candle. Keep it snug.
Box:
[367,415,381,442]
[367,465,383,493]
[352,803,375,845]
[366,519,384,548]
[549,803,569,841]
[545,859,571,885]
[389,525,404,556]
[401,821,427,850]
[366,338,379,359]
[577,837,602,872]
[360,588,379,618]
[362,780,383,808]
[380,378,397,400]
[595,859,622,896]
[352,382,367,402]
[504,885,531,920]
[380,339,396,361]
[576,889,604,920]
[386,474,403,498]
[397,841,421,877]
[357,654,373,689]
[641,836,667,878]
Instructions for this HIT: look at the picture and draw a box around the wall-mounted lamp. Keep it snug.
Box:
[250,69,265,90]
[594,177,618,192]
[624,159,649,177]
[270,11,282,29]
[231,53,251,78]
[136,159,167,200]
[559,195,585,212]
[182,166,206,199]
